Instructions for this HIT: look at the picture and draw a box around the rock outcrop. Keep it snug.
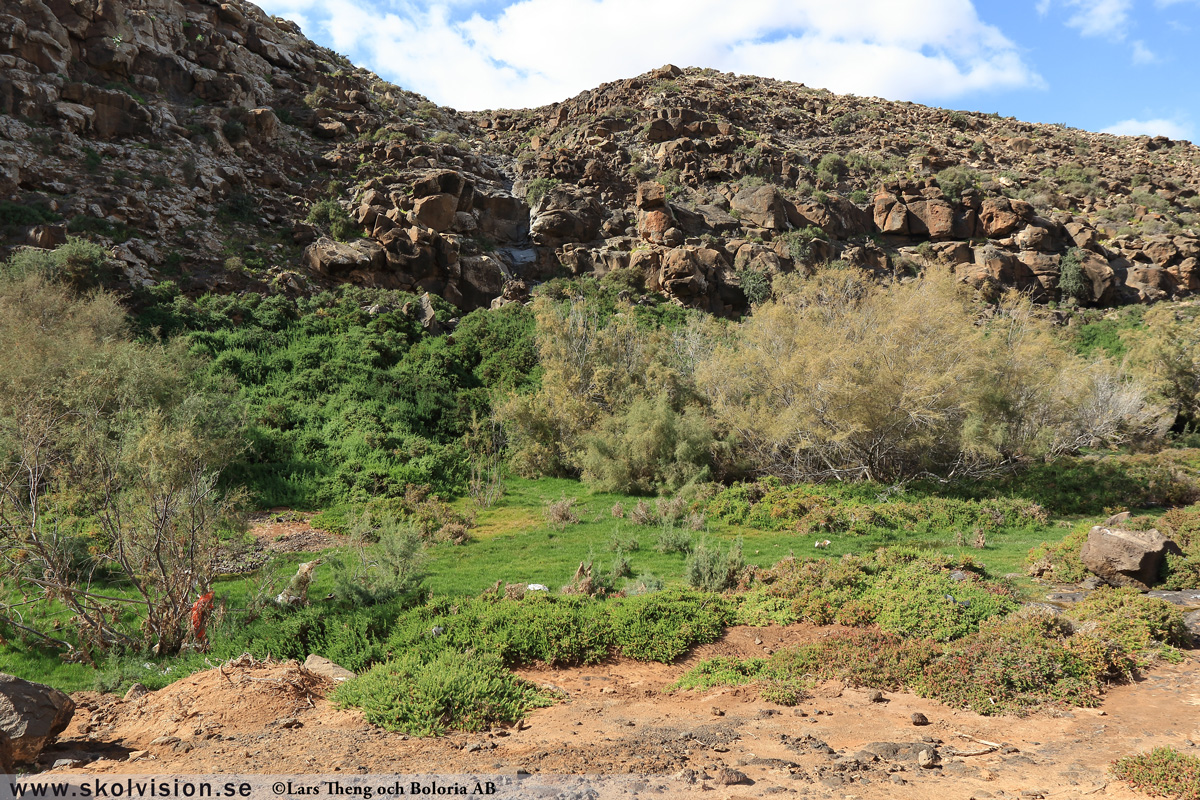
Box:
[0,672,76,764]
[1080,525,1183,589]
[2,2,1199,317]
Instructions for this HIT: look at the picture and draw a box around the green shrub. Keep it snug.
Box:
[305,199,357,241]
[762,630,935,691]
[2,238,110,287]
[918,614,1114,715]
[580,395,713,494]
[383,595,612,668]
[739,267,771,305]
[525,177,560,207]
[935,167,979,201]
[330,519,427,606]
[333,650,552,735]
[671,656,766,690]
[1111,748,1200,800]
[1059,247,1090,302]
[0,199,61,230]
[610,589,729,661]
[815,153,845,185]
[707,478,1049,537]
[222,119,245,142]
[684,539,744,592]
[963,450,1200,516]
[1070,588,1189,668]
[1025,526,1091,583]
[866,560,1018,641]
[655,524,692,554]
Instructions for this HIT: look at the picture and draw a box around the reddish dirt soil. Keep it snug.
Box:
[42,625,1200,799]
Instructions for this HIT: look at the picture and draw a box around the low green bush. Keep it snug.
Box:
[707,478,1048,537]
[1111,747,1200,800]
[866,559,1018,641]
[1070,588,1189,668]
[610,589,730,661]
[684,539,744,592]
[333,650,552,735]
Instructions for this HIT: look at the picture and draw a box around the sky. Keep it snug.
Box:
[253,0,1200,140]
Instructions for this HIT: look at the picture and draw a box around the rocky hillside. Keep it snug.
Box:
[0,0,526,310]
[3,1,1200,315]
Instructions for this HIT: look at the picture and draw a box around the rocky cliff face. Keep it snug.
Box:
[3,2,1199,314]
[0,0,529,308]
[472,64,1200,312]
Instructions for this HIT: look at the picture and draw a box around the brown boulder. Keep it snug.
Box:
[873,194,909,235]
[1080,526,1182,590]
[979,197,1031,238]
[636,181,667,210]
[1167,257,1200,291]
[1065,222,1101,252]
[906,199,955,239]
[1076,250,1115,303]
[638,209,674,242]
[412,193,458,233]
[529,186,603,246]
[301,237,383,275]
[1143,236,1179,267]
[0,673,75,764]
[244,108,280,142]
[1125,265,1176,302]
[314,119,347,139]
[656,248,709,298]
[731,185,787,229]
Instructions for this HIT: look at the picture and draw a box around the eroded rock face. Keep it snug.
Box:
[530,185,604,247]
[4,1,1200,316]
[1080,526,1183,589]
[0,673,75,764]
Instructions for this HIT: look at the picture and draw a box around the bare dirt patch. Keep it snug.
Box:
[39,626,1200,799]
[212,511,345,574]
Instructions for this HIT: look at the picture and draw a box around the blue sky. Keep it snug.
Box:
[254,0,1199,140]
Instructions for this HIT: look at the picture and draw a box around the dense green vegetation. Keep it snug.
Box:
[2,241,1200,738]
[136,284,538,505]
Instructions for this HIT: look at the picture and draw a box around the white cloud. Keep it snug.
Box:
[1131,39,1159,62]
[1064,0,1134,38]
[1102,117,1193,140]
[253,0,1043,110]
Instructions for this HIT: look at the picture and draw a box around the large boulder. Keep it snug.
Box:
[979,197,1033,238]
[411,193,458,233]
[301,237,384,275]
[1080,526,1182,590]
[0,673,75,764]
[529,185,603,247]
[731,185,787,230]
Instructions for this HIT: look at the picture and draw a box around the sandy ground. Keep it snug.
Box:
[37,624,1200,800]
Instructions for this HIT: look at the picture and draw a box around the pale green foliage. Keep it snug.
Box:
[500,298,715,488]
[331,515,427,606]
[697,268,1162,482]
[685,538,744,592]
[1125,304,1200,426]
[580,394,712,494]
[2,238,110,287]
[0,258,243,655]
